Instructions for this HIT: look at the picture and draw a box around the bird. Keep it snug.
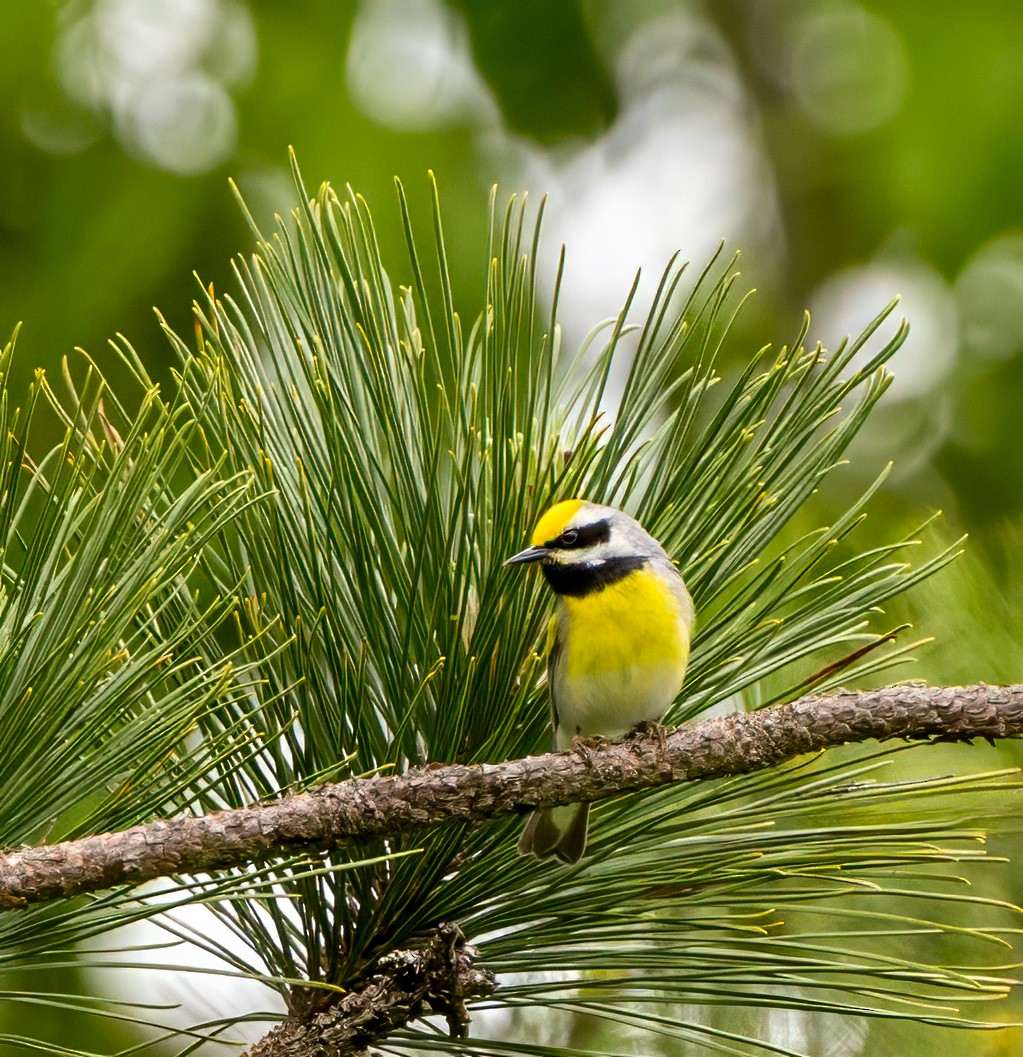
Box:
[504,499,695,862]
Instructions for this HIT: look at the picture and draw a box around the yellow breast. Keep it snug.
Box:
[551,566,690,744]
[560,566,689,678]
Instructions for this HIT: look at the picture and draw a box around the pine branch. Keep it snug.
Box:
[245,922,494,1057]
[1,683,1021,913]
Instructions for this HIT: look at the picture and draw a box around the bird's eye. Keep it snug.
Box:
[561,529,579,546]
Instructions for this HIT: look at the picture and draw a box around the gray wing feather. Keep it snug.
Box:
[652,554,695,631]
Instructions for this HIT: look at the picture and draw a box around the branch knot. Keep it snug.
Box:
[245,922,495,1057]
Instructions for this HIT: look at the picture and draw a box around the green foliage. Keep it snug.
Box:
[161,163,1015,1051]
[0,327,267,1050]
[0,162,1018,1055]
[0,333,249,845]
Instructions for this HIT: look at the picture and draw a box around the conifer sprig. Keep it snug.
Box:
[0,159,1014,1056]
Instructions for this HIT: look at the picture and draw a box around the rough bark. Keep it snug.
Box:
[244,923,494,1057]
[1,682,1021,912]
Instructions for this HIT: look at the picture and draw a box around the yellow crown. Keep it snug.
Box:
[531,499,583,546]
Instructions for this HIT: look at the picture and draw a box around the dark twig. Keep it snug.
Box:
[244,923,494,1057]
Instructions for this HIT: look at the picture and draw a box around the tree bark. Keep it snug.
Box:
[1,683,1021,912]
[244,923,494,1057]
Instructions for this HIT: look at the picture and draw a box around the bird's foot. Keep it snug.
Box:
[628,720,669,755]
[572,733,610,774]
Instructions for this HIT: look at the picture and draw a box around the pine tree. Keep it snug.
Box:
[0,157,1016,1056]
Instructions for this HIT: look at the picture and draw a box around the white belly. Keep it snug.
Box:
[552,662,683,750]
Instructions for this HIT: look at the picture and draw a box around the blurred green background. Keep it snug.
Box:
[3,1,1023,1054]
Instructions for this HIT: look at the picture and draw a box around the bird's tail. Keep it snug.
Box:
[518,802,589,863]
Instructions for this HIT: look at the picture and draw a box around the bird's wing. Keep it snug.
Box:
[657,555,696,634]
[545,613,562,738]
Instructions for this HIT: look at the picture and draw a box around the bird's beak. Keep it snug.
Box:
[503,545,549,568]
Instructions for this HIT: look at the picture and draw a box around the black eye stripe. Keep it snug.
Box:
[545,518,611,549]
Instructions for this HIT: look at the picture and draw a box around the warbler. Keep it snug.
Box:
[504,499,695,862]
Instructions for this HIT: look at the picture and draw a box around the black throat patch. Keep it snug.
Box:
[542,555,647,597]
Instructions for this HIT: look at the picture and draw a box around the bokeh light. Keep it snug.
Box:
[53,0,256,173]
[492,8,781,398]
[346,0,490,131]
[750,0,908,136]
[786,4,908,135]
[956,233,1023,362]
[810,252,958,400]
